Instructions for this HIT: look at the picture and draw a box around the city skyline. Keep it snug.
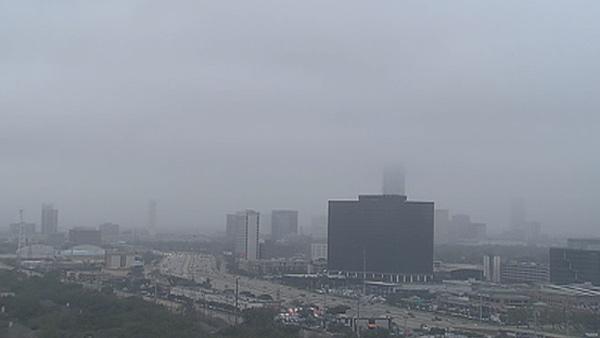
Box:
[0,170,591,238]
[2,1,600,336]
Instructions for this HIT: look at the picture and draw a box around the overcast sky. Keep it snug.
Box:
[1,1,599,235]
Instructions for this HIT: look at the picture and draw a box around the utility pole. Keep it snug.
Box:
[356,294,360,338]
[322,285,328,328]
[479,294,483,322]
[154,280,158,303]
[234,277,239,325]
[533,307,538,338]
[16,209,24,268]
[357,248,366,338]
[362,248,367,295]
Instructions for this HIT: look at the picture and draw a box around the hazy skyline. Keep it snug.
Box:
[1,1,599,235]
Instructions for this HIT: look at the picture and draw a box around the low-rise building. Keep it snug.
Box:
[550,247,600,285]
[60,245,106,263]
[69,228,102,246]
[238,258,308,275]
[105,251,143,270]
[434,263,483,281]
[532,283,600,312]
[16,244,56,260]
[501,261,549,284]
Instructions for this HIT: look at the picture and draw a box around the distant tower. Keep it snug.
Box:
[147,200,157,235]
[510,198,527,232]
[382,164,405,195]
[271,210,298,241]
[434,209,450,244]
[41,203,59,235]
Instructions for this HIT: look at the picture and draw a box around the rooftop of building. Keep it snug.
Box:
[435,263,482,273]
[60,245,105,257]
[329,194,433,204]
[540,284,600,297]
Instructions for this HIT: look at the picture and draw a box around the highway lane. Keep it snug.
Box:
[156,252,575,337]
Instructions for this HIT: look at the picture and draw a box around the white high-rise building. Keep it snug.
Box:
[233,210,260,261]
[483,255,502,283]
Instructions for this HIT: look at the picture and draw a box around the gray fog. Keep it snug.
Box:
[1,1,599,235]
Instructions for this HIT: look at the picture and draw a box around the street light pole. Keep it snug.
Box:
[234,277,239,325]
[356,293,360,338]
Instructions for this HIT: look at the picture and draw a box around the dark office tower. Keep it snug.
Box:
[328,194,434,283]
[147,199,157,235]
[550,247,600,286]
[271,210,298,241]
[41,204,58,235]
[382,164,405,195]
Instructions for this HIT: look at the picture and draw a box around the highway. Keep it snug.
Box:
[157,252,575,337]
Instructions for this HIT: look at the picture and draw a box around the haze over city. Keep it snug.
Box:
[2,1,599,235]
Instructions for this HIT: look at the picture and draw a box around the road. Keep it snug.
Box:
[157,252,576,337]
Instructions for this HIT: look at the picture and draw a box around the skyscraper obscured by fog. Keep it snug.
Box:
[434,209,450,244]
[271,210,298,241]
[232,210,260,261]
[510,198,527,232]
[382,164,405,195]
[508,198,543,242]
[41,204,58,235]
[328,194,434,283]
[435,210,486,244]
